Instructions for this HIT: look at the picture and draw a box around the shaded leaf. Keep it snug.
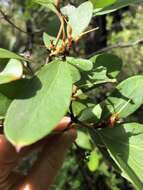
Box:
[102,75,143,119]
[91,123,143,189]
[4,60,72,147]
[90,53,122,78]
[0,93,11,119]
[77,66,116,90]
[0,79,29,99]
[78,104,102,123]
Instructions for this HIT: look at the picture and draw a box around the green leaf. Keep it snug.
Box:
[72,101,87,117]
[0,79,29,99]
[91,123,143,189]
[90,0,116,9]
[95,0,143,16]
[77,66,116,90]
[102,75,143,119]
[67,1,93,38]
[0,48,27,61]
[67,57,93,71]
[76,129,92,150]
[4,60,72,147]
[43,32,62,49]
[87,149,100,172]
[0,59,23,84]
[90,53,122,78]
[32,0,57,12]
[78,104,102,123]
[61,4,76,17]
[0,93,11,119]
[67,57,93,83]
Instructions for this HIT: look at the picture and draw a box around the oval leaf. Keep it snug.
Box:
[91,123,143,189]
[68,1,93,38]
[4,60,72,147]
[102,75,143,119]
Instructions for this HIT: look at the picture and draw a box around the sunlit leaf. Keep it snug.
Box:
[95,0,143,16]
[0,48,26,61]
[43,32,62,49]
[76,129,92,150]
[32,0,57,12]
[87,149,100,172]
[67,1,93,38]
[0,59,23,84]
[4,60,72,147]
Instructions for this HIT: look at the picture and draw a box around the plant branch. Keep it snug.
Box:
[87,38,143,58]
[0,9,28,34]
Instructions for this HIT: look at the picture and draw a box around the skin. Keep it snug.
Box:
[0,117,76,190]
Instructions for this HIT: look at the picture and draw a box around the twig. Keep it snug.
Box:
[0,9,28,34]
[87,38,143,58]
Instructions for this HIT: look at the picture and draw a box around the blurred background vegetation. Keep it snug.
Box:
[1,0,143,189]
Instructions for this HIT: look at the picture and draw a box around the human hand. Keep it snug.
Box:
[0,117,76,190]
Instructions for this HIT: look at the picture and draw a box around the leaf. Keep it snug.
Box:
[43,32,62,49]
[78,104,102,123]
[87,149,100,172]
[90,0,116,9]
[0,48,26,61]
[4,60,72,147]
[67,1,93,38]
[102,75,143,119]
[0,79,29,99]
[67,57,93,83]
[76,129,92,150]
[95,0,143,16]
[61,4,76,17]
[0,59,23,84]
[67,57,93,71]
[32,0,57,12]
[90,53,122,78]
[77,66,116,90]
[0,93,11,119]
[91,123,143,189]
[72,101,87,117]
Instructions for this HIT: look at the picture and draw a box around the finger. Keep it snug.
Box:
[53,116,71,132]
[17,128,77,190]
[0,117,73,190]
